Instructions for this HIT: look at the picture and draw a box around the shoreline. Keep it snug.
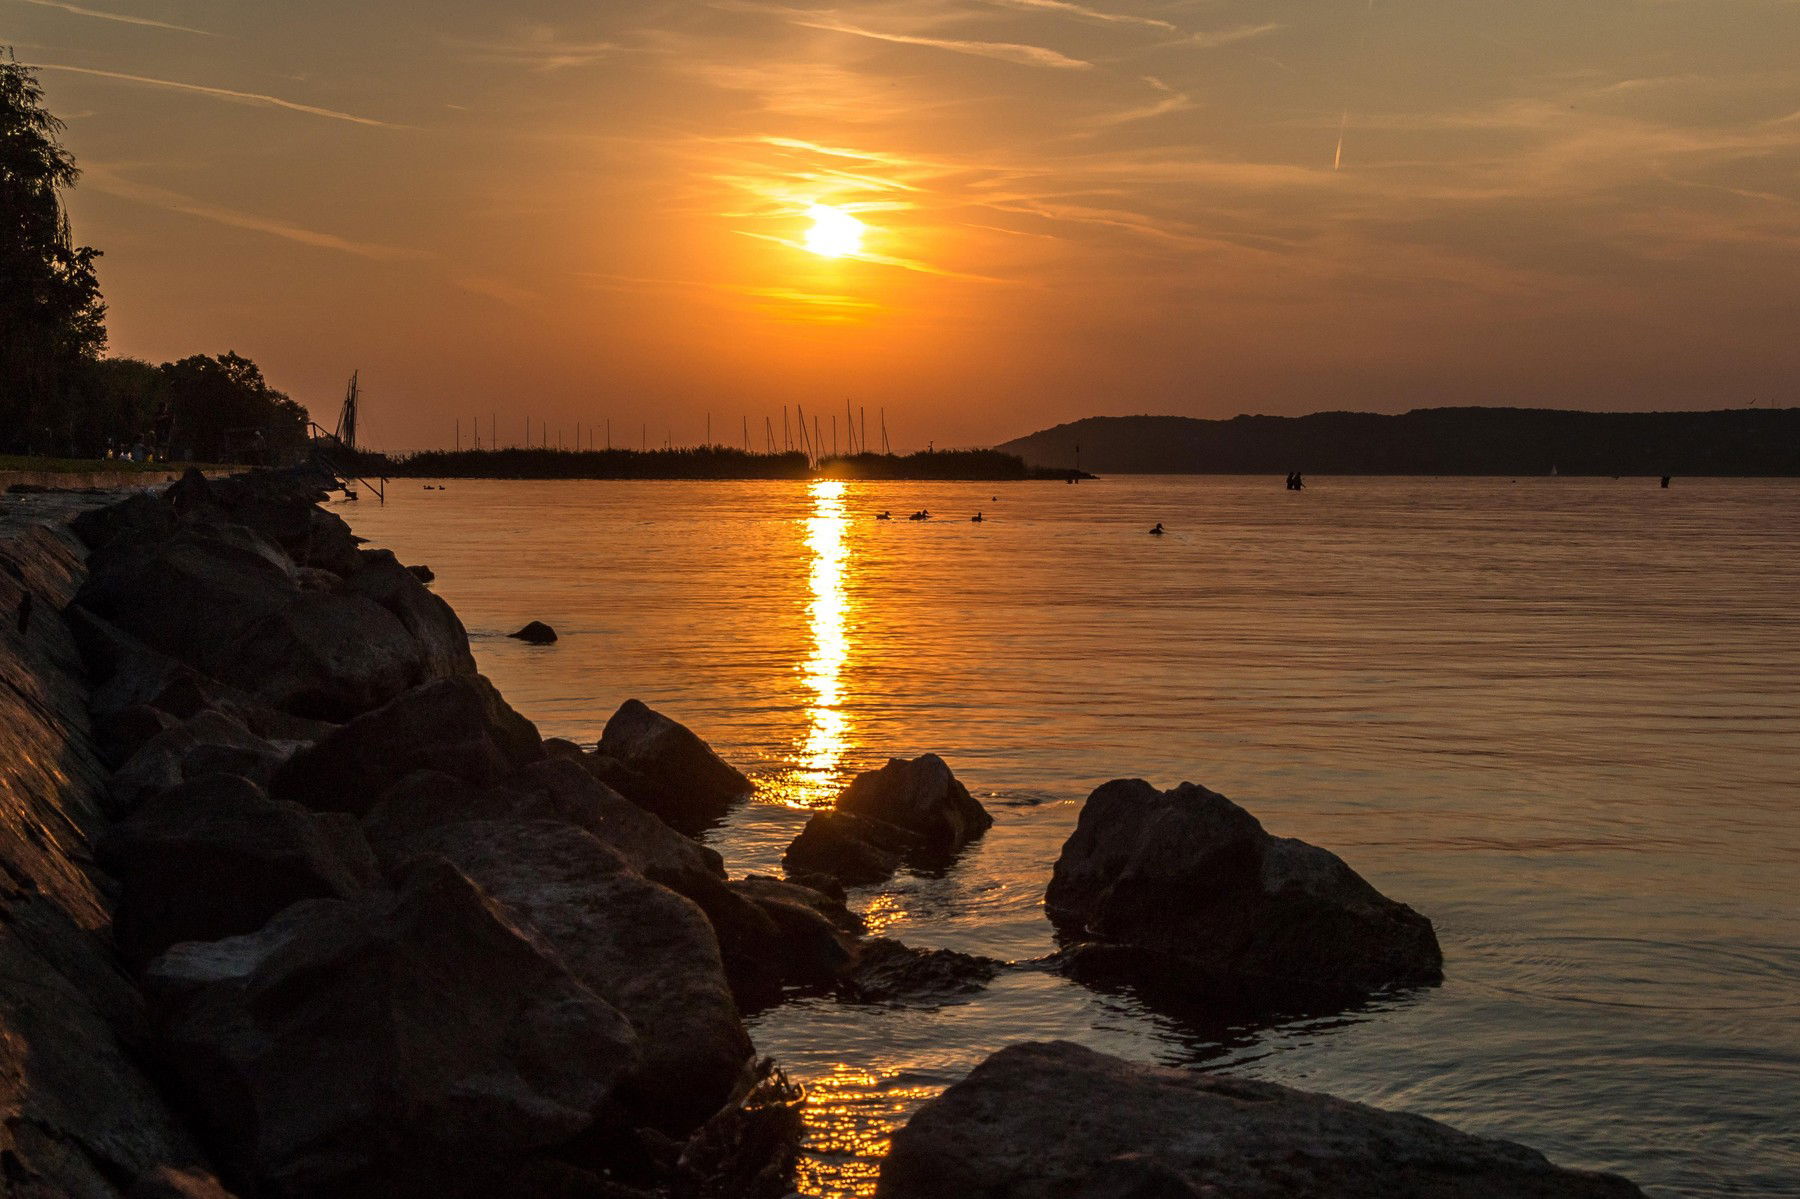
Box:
[0,468,1650,1198]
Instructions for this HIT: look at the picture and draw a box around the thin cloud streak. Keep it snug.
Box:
[11,0,216,36]
[36,64,402,127]
[88,169,430,261]
[790,18,1093,69]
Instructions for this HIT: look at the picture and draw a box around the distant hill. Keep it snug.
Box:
[995,408,1800,476]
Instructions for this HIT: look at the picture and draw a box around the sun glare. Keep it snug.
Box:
[802,204,865,258]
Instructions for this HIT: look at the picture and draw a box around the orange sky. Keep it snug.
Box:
[12,0,1800,450]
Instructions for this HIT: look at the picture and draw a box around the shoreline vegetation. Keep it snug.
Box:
[334,445,1092,482]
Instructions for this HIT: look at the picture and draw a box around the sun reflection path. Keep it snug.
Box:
[775,479,852,807]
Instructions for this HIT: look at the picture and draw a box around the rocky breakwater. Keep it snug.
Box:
[1046,778,1442,1012]
[879,1041,1648,1198]
[38,469,814,1197]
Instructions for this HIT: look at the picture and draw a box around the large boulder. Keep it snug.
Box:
[144,859,642,1197]
[783,755,990,887]
[839,754,992,848]
[693,876,863,1009]
[597,699,752,834]
[1045,780,1441,1008]
[272,675,544,815]
[104,709,294,817]
[214,591,430,721]
[342,549,476,679]
[99,773,378,970]
[386,821,752,1132]
[878,1041,1646,1199]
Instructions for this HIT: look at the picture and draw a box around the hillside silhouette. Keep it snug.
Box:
[997,408,1800,476]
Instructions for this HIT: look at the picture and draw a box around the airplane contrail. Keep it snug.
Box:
[1333,0,1376,171]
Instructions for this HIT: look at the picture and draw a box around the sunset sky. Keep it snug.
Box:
[11,0,1800,450]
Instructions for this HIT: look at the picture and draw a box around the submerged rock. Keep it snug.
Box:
[783,755,990,886]
[878,1041,1646,1199]
[597,699,754,834]
[145,859,642,1197]
[1045,780,1441,1009]
[840,938,1002,1005]
[508,620,558,644]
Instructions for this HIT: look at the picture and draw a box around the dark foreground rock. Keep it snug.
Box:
[878,1041,1646,1199]
[840,938,1001,1005]
[272,673,545,814]
[386,819,754,1132]
[783,754,990,886]
[145,859,642,1197]
[509,619,558,643]
[1045,779,1441,1008]
[100,773,378,969]
[597,699,753,834]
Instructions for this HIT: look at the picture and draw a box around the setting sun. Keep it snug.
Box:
[802,204,865,258]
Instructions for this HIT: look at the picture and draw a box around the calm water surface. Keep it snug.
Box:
[345,476,1800,1199]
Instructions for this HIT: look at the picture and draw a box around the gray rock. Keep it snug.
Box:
[388,821,752,1133]
[1045,780,1441,1007]
[598,700,752,834]
[272,674,544,815]
[145,859,642,1197]
[103,708,291,818]
[878,1041,1646,1199]
[99,773,379,969]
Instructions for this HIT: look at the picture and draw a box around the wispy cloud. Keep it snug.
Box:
[11,0,216,37]
[791,17,1093,69]
[35,64,402,127]
[1177,22,1283,50]
[448,27,619,71]
[87,169,430,260]
[985,0,1174,31]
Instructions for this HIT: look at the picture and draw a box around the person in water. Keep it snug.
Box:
[1149,522,1165,535]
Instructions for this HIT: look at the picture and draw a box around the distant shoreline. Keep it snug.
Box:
[331,446,1094,483]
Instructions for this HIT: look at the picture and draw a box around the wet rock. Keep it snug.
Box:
[694,877,862,1008]
[597,699,753,834]
[387,821,751,1133]
[509,620,558,644]
[272,674,545,815]
[671,1060,804,1199]
[344,548,475,678]
[839,938,1001,1005]
[878,1041,1646,1199]
[782,810,917,886]
[1045,780,1442,1008]
[99,773,379,969]
[838,753,992,849]
[144,859,642,1197]
[782,756,989,887]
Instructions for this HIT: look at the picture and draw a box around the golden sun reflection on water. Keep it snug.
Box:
[797,1064,939,1199]
[770,479,853,808]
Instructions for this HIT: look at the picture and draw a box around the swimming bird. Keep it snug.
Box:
[1149,522,1165,535]
[971,513,984,523]
[876,510,891,520]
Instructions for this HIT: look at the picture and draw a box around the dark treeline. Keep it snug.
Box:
[344,446,816,480]
[339,446,1063,481]
[999,408,1800,476]
[816,448,1073,480]
[2,53,306,461]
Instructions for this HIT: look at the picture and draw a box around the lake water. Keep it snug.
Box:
[343,475,1800,1199]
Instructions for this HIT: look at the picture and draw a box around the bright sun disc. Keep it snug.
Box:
[803,204,865,258]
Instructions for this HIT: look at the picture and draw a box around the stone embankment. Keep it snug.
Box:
[0,469,1645,1198]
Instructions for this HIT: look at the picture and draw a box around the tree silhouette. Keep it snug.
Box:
[1,50,105,451]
